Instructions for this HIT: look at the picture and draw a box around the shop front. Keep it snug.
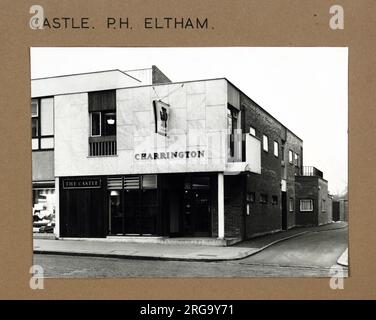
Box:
[59,173,217,238]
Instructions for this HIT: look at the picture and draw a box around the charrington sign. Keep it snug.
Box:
[135,150,205,160]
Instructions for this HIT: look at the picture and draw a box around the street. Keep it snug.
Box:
[34,227,348,278]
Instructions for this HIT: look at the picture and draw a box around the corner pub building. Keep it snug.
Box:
[31,65,333,245]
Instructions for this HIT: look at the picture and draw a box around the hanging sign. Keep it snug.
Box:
[153,100,170,136]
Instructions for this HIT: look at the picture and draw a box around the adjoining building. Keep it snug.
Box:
[31,65,333,245]
[332,199,348,222]
[295,167,333,226]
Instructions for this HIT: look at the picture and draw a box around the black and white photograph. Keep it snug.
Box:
[31,47,348,278]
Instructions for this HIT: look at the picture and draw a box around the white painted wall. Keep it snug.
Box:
[55,79,230,176]
[32,70,141,97]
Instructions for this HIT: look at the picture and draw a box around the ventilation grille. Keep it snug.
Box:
[124,177,140,189]
[107,177,123,189]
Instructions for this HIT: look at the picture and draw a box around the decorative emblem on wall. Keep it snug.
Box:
[153,100,170,136]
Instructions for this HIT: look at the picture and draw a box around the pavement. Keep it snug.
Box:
[34,221,348,262]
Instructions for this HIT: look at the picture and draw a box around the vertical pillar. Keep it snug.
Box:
[218,172,225,239]
[54,177,60,238]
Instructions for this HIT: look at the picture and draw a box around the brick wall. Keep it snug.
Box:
[285,130,303,228]
[317,178,331,225]
[239,92,303,238]
[295,176,318,226]
[152,65,172,84]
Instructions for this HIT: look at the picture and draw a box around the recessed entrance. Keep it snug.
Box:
[183,176,211,237]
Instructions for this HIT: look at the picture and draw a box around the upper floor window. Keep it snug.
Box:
[289,150,293,164]
[31,97,54,151]
[294,153,299,166]
[249,126,256,136]
[227,106,238,157]
[90,111,116,137]
[263,135,269,152]
[88,90,117,156]
[272,195,278,205]
[274,141,279,157]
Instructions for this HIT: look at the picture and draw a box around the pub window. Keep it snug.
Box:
[274,141,279,157]
[31,97,54,151]
[300,199,313,212]
[272,195,278,205]
[249,126,256,136]
[294,153,299,166]
[90,112,101,136]
[247,192,255,203]
[90,111,116,137]
[289,197,294,212]
[289,150,293,164]
[260,194,268,204]
[263,135,269,152]
[88,90,117,156]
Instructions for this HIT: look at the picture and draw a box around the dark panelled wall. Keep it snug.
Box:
[88,90,116,112]
[59,177,107,238]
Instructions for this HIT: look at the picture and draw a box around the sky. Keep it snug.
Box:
[30,47,348,195]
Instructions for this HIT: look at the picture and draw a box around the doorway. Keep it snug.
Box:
[108,175,159,236]
[183,176,211,237]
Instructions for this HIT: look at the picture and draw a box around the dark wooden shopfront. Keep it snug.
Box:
[59,174,216,238]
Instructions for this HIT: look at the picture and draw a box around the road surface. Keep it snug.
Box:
[34,227,348,277]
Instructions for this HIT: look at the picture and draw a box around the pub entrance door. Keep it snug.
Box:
[183,176,211,237]
[108,175,159,236]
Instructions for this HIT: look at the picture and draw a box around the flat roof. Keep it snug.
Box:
[31,69,142,83]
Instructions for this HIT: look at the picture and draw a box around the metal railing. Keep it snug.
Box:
[89,135,117,156]
[301,166,323,178]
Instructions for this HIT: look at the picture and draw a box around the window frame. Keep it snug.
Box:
[294,153,299,166]
[300,199,314,212]
[273,141,279,158]
[262,134,269,152]
[227,105,238,157]
[31,97,54,151]
[288,150,293,164]
[90,111,102,137]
